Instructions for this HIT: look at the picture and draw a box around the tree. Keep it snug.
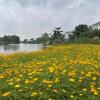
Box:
[68,33,75,41]
[51,27,64,44]
[3,35,20,43]
[29,38,35,43]
[23,39,28,43]
[92,29,100,37]
[42,33,49,45]
[73,24,89,39]
[11,35,20,43]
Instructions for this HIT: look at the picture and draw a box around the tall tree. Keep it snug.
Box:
[73,24,89,39]
[42,33,49,45]
[51,27,64,44]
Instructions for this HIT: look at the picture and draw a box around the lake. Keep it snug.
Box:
[0,43,46,54]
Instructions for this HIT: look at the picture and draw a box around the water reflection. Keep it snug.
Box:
[0,43,45,54]
[4,44,20,51]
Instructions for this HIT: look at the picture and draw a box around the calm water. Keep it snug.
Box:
[0,43,46,54]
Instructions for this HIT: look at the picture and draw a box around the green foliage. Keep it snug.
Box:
[68,24,100,44]
[0,35,20,44]
[41,33,50,45]
[50,27,65,44]
[23,39,28,43]
[27,27,66,45]
[0,44,100,99]
[73,24,89,38]
[92,29,100,37]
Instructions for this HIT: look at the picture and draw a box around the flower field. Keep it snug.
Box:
[0,44,100,100]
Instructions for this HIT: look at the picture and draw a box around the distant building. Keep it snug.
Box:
[91,22,100,29]
[65,31,73,39]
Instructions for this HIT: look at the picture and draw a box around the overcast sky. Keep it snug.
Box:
[0,0,100,40]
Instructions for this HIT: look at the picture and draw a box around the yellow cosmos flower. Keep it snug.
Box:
[0,75,5,79]
[8,82,14,85]
[83,88,87,92]
[94,91,98,96]
[92,89,98,95]
[48,67,55,73]
[48,84,52,88]
[48,98,53,100]
[54,78,60,83]
[92,77,96,81]
[30,78,38,83]
[68,71,75,76]
[86,73,91,77]
[91,88,98,95]
[69,78,75,82]
[63,70,67,74]
[15,84,20,88]
[52,89,58,93]
[16,78,20,82]
[97,87,100,90]
[43,80,53,84]
[31,92,38,96]
[2,92,11,97]
[25,79,30,84]
[79,94,83,96]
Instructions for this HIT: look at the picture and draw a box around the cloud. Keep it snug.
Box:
[0,0,100,40]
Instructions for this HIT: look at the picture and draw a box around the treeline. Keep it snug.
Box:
[23,25,100,44]
[0,35,20,44]
[23,27,66,45]
[0,24,100,45]
[69,24,100,43]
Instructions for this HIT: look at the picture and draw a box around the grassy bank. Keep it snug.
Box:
[0,44,100,99]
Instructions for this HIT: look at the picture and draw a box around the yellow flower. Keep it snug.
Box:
[48,67,55,73]
[94,91,98,96]
[92,77,96,81]
[97,87,100,90]
[91,88,98,95]
[43,80,53,84]
[86,73,91,77]
[90,84,94,88]
[0,75,5,79]
[69,78,75,82]
[8,82,14,85]
[25,79,30,84]
[79,79,82,82]
[48,98,53,100]
[68,71,75,76]
[54,78,60,83]
[52,89,58,93]
[15,84,20,88]
[63,70,67,74]
[83,88,87,92]
[79,94,83,96]
[16,78,20,82]
[48,84,52,88]
[28,73,32,76]
[70,95,74,98]
[31,92,38,96]
[30,78,38,83]
[2,92,11,97]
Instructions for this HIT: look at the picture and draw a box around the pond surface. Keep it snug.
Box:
[0,43,46,54]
